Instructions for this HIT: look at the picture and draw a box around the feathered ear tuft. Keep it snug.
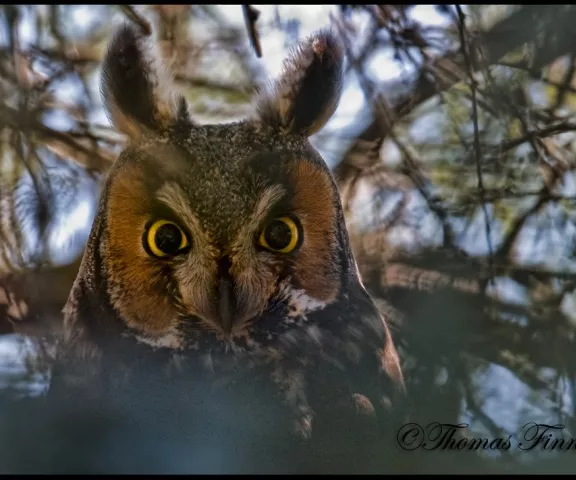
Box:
[255,29,345,137]
[100,23,189,139]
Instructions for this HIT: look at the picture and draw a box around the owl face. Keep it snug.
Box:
[67,23,368,352]
[103,126,345,347]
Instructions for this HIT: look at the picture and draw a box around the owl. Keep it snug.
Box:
[50,22,405,442]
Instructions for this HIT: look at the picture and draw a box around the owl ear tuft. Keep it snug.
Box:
[255,29,345,137]
[100,23,189,139]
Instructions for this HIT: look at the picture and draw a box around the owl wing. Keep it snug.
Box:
[255,285,406,441]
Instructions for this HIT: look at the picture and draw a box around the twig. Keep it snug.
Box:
[457,189,576,205]
[118,5,152,36]
[456,5,494,285]
[334,13,458,248]
[340,5,576,174]
[495,122,576,154]
[499,59,576,97]
[554,54,576,110]
[242,5,262,58]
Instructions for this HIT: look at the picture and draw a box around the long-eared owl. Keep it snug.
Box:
[50,21,405,440]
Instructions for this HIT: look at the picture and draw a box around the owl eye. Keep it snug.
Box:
[144,220,190,258]
[258,216,301,253]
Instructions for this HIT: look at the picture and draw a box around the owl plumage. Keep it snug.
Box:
[51,22,405,440]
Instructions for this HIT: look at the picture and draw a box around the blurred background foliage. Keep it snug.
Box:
[2,3,576,473]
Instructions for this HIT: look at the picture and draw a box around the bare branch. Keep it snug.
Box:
[118,5,152,35]
[242,5,262,58]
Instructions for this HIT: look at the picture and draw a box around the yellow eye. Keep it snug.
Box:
[258,216,301,253]
[144,220,190,258]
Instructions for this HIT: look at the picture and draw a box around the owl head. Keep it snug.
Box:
[60,22,401,395]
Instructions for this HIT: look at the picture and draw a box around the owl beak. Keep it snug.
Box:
[217,256,235,334]
[218,275,234,334]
